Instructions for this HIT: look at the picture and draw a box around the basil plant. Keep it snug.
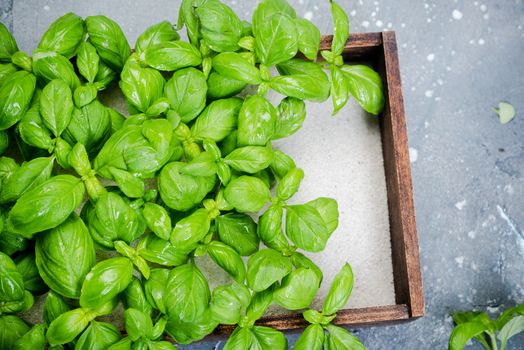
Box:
[0,0,385,348]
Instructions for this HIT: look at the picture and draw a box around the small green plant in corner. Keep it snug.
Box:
[449,303,524,350]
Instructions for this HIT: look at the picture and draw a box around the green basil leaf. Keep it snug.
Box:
[325,324,365,350]
[75,321,121,350]
[13,253,46,293]
[0,23,18,61]
[294,324,324,350]
[291,252,323,286]
[12,324,46,350]
[164,262,210,323]
[36,214,96,299]
[0,156,54,204]
[206,71,246,100]
[245,287,274,324]
[18,106,54,151]
[138,234,188,267]
[143,203,171,241]
[147,340,178,350]
[0,156,18,187]
[143,41,202,71]
[212,52,262,85]
[252,0,296,34]
[237,95,276,147]
[210,282,251,325]
[77,42,99,83]
[303,309,335,325]
[498,315,524,350]
[330,65,350,115]
[177,0,200,46]
[106,337,132,350]
[124,308,153,341]
[191,98,242,142]
[277,167,304,200]
[223,327,254,350]
[164,308,218,345]
[38,12,85,58]
[0,290,33,314]
[0,130,7,155]
[135,21,179,54]
[295,18,320,61]
[195,0,243,52]
[257,204,291,253]
[305,197,339,235]
[254,13,298,66]
[0,63,18,86]
[330,1,349,57]
[274,267,319,310]
[224,146,273,173]
[158,162,216,211]
[7,175,84,238]
[0,316,29,349]
[322,263,354,315]
[164,67,207,123]
[276,59,329,91]
[247,248,292,292]
[108,167,145,198]
[496,304,524,329]
[46,308,93,346]
[94,119,175,179]
[272,97,306,140]
[40,79,74,137]
[251,325,287,350]
[43,291,70,326]
[170,209,210,252]
[224,175,270,213]
[207,241,246,283]
[120,57,165,114]
[73,84,97,107]
[64,100,111,154]
[83,192,144,249]
[94,60,117,89]
[215,213,259,256]
[32,50,81,89]
[0,71,36,130]
[80,257,134,309]
[340,64,385,115]
[270,149,296,179]
[285,204,329,252]
[0,252,25,302]
[85,15,130,71]
[144,268,169,314]
[122,278,153,319]
[270,74,329,102]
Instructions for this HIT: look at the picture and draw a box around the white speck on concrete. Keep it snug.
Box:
[483,13,490,20]
[427,53,435,61]
[43,5,50,10]
[478,38,485,45]
[452,9,463,20]
[455,200,467,210]
[468,231,477,239]
[409,148,418,163]
[401,23,406,28]
[455,256,465,267]
[480,4,487,12]
[304,11,313,20]
[425,90,434,98]
[362,21,370,28]
[504,184,514,194]
[350,10,357,16]
[424,121,430,128]
[375,20,383,27]
[437,79,444,85]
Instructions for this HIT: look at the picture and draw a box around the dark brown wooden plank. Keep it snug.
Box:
[379,31,425,318]
[213,305,410,335]
[320,32,383,59]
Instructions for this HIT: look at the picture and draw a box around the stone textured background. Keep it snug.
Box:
[2,0,523,348]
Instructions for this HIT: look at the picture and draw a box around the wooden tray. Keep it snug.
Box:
[217,31,424,334]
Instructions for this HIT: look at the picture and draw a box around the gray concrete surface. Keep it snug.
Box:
[2,0,524,348]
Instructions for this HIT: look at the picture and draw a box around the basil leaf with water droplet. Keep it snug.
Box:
[135,21,180,54]
[237,95,276,147]
[247,248,292,292]
[215,213,259,256]
[164,67,207,123]
[143,41,201,72]
[195,0,243,52]
[0,71,36,130]
[40,79,74,137]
